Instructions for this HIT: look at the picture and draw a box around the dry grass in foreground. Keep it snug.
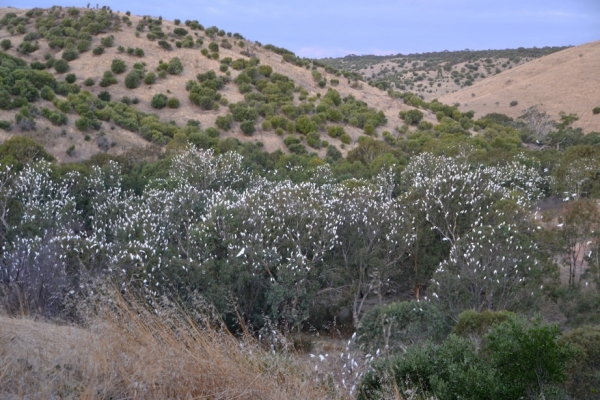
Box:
[0,290,337,399]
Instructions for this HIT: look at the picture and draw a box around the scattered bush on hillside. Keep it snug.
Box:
[54,59,69,73]
[99,71,117,87]
[167,97,180,109]
[62,48,79,61]
[151,93,168,109]
[111,59,127,74]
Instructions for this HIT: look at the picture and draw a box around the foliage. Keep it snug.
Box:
[151,93,168,109]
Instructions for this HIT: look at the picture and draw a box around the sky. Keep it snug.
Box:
[11,0,600,58]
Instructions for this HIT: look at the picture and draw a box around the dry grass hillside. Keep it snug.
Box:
[0,6,427,162]
[0,291,334,399]
[440,40,600,133]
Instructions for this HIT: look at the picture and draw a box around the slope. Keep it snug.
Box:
[0,6,425,162]
[439,40,600,133]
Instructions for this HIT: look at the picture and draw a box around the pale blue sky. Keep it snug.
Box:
[11,0,600,57]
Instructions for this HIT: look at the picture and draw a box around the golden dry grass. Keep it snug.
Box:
[440,40,600,133]
[0,290,337,399]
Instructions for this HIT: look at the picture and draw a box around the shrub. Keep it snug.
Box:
[340,133,351,144]
[62,48,79,61]
[77,40,91,53]
[144,72,156,84]
[134,48,145,57]
[400,109,424,125]
[327,126,345,138]
[111,59,127,74]
[101,35,115,47]
[215,114,233,130]
[75,117,92,131]
[54,59,70,73]
[208,42,219,52]
[98,91,111,102]
[205,127,220,138]
[219,64,228,73]
[124,70,142,89]
[0,39,11,50]
[306,132,321,148]
[509,100,518,107]
[0,120,11,131]
[158,40,173,50]
[151,93,168,109]
[99,71,117,87]
[174,19,181,26]
[65,73,77,84]
[326,144,342,161]
[167,57,183,75]
[93,46,105,55]
[167,97,180,109]
[240,120,256,136]
[41,107,68,126]
[561,326,600,398]
[593,107,600,115]
[66,145,75,156]
[40,86,55,101]
[30,61,46,70]
[173,27,188,36]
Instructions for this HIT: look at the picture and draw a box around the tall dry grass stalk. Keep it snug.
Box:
[0,288,338,399]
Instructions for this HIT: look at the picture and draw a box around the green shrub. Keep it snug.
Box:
[151,93,168,109]
[357,301,445,354]
[62,48,79,61]
[92,46,105,55]
[340,133,351,144]
[0,39,11,50]
[509,100,518,107]
[41,107,68,125]
[40,86,55,101]
[66,145,75,156]
[111,59,127,74]
[240,120,255,136]
[208,42,219,52]
[65,73,77,84]
[561,326,600,399]
[327,126,345,138]
[167,97,180,109]
[30,61,46,70]
[134,48,144,57]
[400,109,424,125]
[100,35,114,47]
[326,144,342,161]
[99,71,117,87]
[158,40,172,50]
[54,59,70,73]
[167,57,183,75]
[205,127,220,138]
[144,72,156,84]
[173,27,188,36]
[124,70,142,89]
[98,91,111,102]
[77,40,91,53]
[306,132,321,148]
[215,114,233,130]
[0,120,11,131]
[593,107,600,115]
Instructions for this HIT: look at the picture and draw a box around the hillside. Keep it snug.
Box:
[319,46,568,101]
[0,6,425,162]
[439,40,600,133]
